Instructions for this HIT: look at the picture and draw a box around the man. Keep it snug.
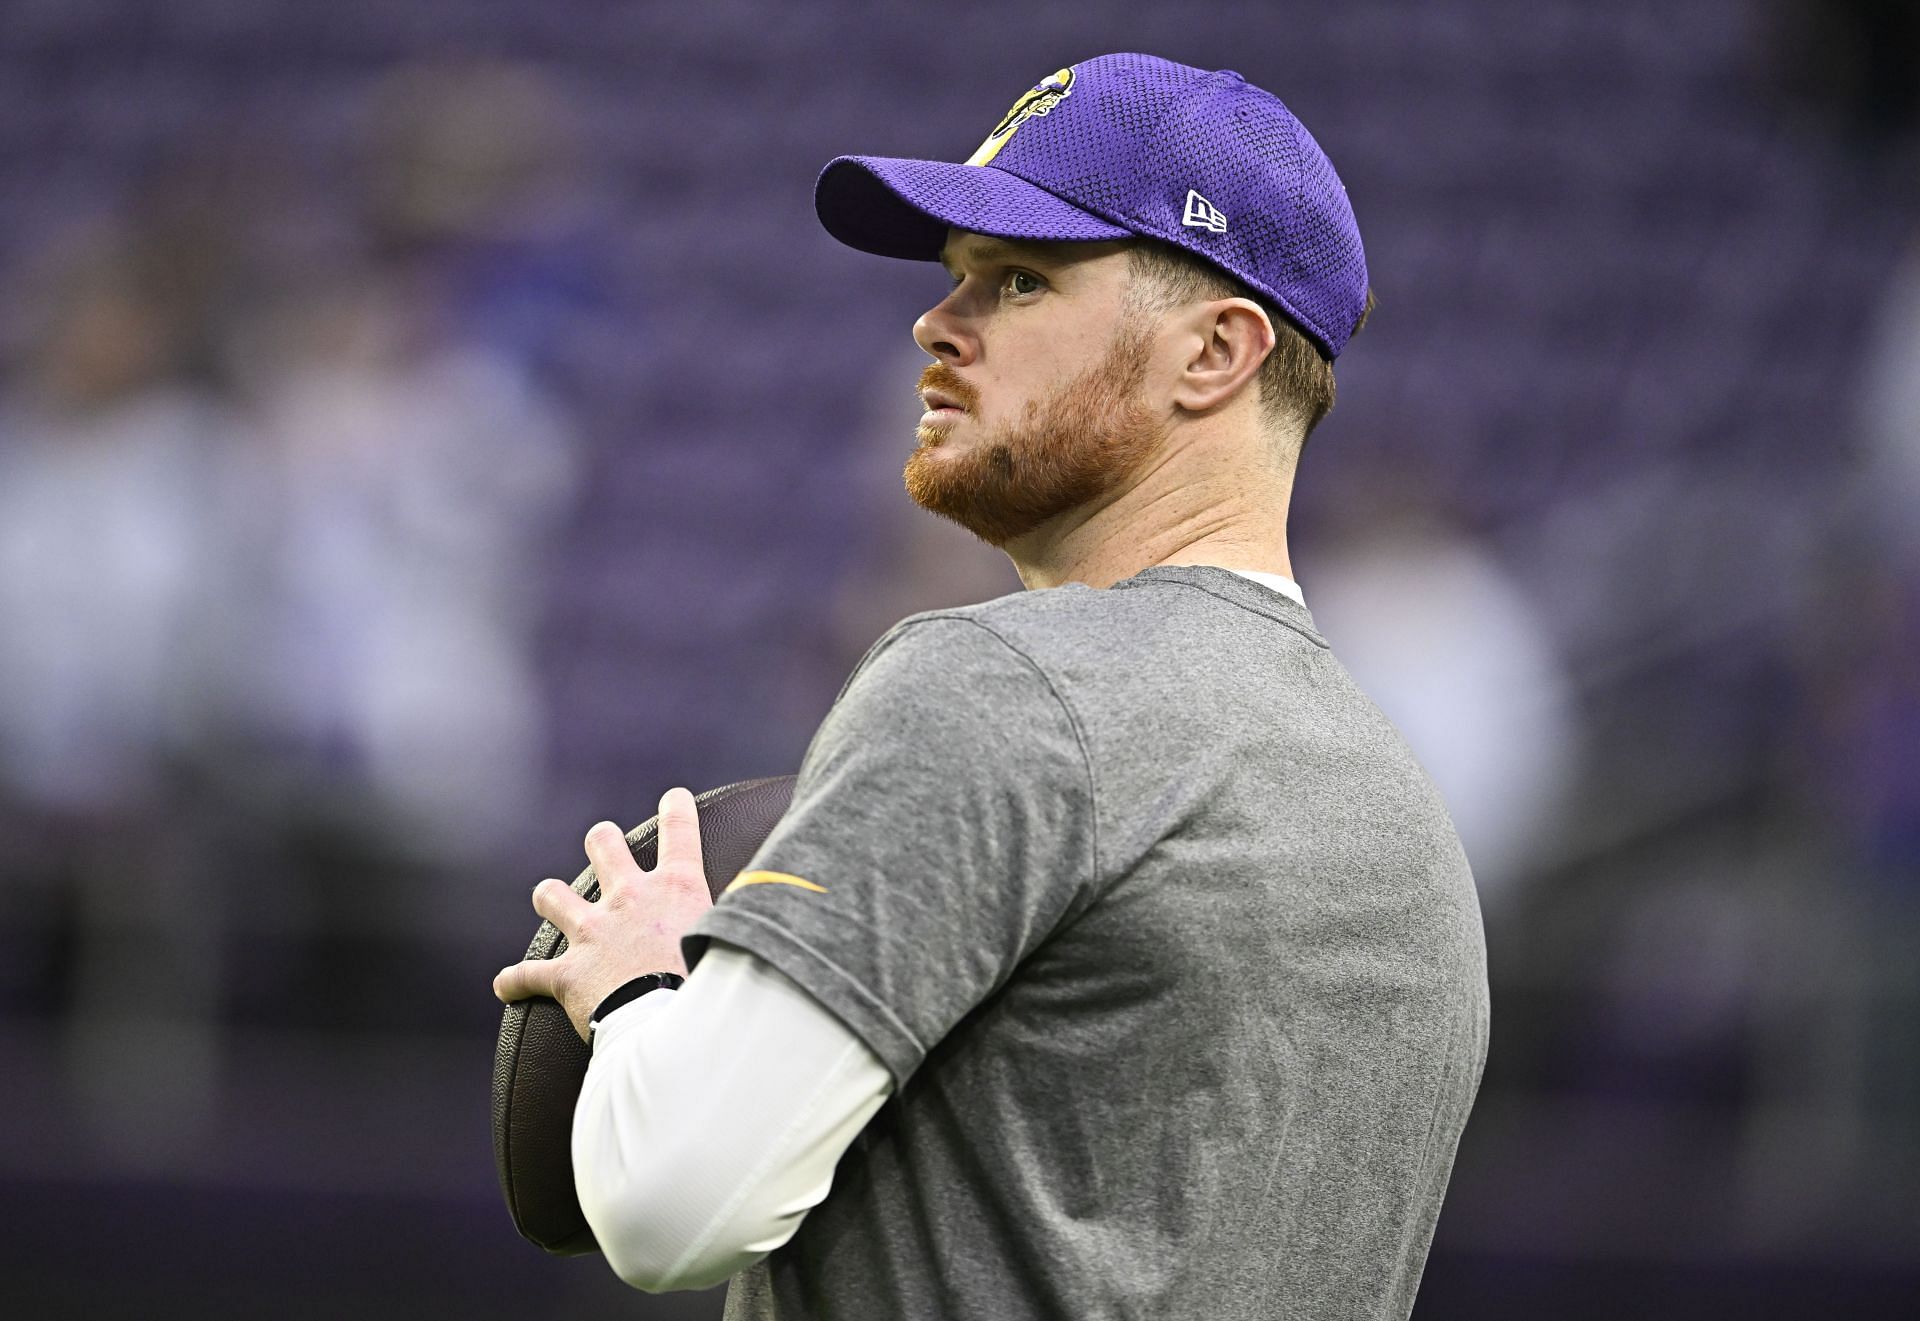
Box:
[494,52,1489,1320]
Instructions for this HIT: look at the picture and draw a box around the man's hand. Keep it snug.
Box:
[493,787,715,1041]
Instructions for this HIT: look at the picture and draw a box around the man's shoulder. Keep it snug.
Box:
[900,580,1098,641]
[810,594,1093,776]
[850,595,1059,691]
[893,570,1206,644]
[822,587,1125,730]
[858,581,1150,686]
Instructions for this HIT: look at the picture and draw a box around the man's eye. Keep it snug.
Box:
[1005,271,1043,296]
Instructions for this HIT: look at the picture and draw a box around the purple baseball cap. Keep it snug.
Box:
[815,53,1369,359]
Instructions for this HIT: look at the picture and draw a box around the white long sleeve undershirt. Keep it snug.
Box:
[571,943,894,1293]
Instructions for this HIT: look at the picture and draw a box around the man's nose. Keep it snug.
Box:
[912,296,977,366]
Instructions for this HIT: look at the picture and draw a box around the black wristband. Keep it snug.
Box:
[588,972,686,1033]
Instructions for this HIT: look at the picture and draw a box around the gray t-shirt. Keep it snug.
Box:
[687,564,1489,1320]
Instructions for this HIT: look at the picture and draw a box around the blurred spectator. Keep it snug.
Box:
[1836,196,1920,875]
[221,262,579,861]
[356,59,620,391]
[184,60,595,870]
[1302,493,1581,908]
[1858,232,1920,573]
[0,224,239,815]
[0,219,246,1165]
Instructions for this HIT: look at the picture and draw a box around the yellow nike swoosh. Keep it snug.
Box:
[724,870,828,895]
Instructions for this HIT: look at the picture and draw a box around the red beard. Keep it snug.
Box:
[905,325,1162,547]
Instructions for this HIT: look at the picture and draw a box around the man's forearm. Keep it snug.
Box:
[572,942,893,1292]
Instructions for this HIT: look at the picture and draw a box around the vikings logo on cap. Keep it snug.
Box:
[965,66,1075,167]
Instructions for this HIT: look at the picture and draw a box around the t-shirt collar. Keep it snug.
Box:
[1211,566,1304,607]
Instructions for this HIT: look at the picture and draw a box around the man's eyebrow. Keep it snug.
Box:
[939,237,1052,274]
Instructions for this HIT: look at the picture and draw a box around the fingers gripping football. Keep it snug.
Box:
[642,785,707,891]
[493,787,716,1040]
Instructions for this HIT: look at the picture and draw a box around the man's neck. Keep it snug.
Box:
[1003,429,1297,590]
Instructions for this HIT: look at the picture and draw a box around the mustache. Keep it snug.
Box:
[917,362,979,412]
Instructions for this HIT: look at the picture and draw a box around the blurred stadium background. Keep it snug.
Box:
[1,1,1916,1316]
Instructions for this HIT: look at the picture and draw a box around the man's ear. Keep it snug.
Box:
[1169,299,1273,415]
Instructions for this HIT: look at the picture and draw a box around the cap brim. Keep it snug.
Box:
[816,155,1132,260]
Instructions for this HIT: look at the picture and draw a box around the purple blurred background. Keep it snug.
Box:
[1,1,1917,1317]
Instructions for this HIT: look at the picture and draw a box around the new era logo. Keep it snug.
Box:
[1182,189,1227,234]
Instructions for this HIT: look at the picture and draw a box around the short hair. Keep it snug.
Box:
[1126,238,1373,450]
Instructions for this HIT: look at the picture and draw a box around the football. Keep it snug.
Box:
[491,774,797,1254]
